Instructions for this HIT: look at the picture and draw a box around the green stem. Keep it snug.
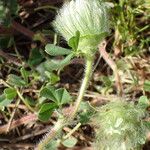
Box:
[36,57,94,149]
[37,116,64,150]
[17,89,35,113]
[71,57,94,117]
[63,122,81,140]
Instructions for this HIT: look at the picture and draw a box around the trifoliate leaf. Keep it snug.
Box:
[38,103,57,122]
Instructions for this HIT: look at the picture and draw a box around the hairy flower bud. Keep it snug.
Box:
[53,0,110,54]
[92,101,148,150]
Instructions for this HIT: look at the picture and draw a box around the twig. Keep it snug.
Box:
[93,54,102,71]
[7,104,27,110]
[12,21,34,39]
[71,92,117,99]
[17,89,35,112]
[0,25,14,35]
[0,113,37,134]
[63,123,81,140]
[66,147,93,150]
[99,41,123,96]
[11,127,50,142]
[0,143,35,149]
[12,21,48,44]
[0,79,11,88]
[6,99,21,133]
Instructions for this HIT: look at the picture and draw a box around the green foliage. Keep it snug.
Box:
[0,37,14,49]
[79,101,95,124]
[20,67,29,83]
[4,0,18,15]
[40,85,72,106]
[102,76,112,87]
[45,44,71,56]
[68,31,80,51]
[113,0,149,55]
[94,75,113,95]
[7,74,27,87]
[45,72,60,85]
[0,94,13,110]
[0,0,18,26]
[4,88,17,100]
[25,96,36,107]
[38,103,57,122]
[38,84,72,121]
[0,2,6,19]
[41,53,74,71]
[0,0,18,49]
[62,137,77,148]
[0,88,17,110]
[143,80,150,92]
[138,96,149,109]
[36,61,59,81]
[28,48,44,66]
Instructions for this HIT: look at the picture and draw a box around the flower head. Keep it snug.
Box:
[92,101,148,150]
[53,0,110,54]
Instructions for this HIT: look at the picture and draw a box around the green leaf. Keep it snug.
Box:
[4,88,17,100]
[38,103,57,122]
[20,67,29,83]
[0,3,6,20]
[0,94,13,110]
[40,85,71,106]
[79,110,94,124]
[138,96,149,108]
[144,80,150,92]
[28,48,44,66]
[7,74,27,87]
[0,0,19,26]
[116,59,131,71]
[25,96,36,107]
[40,85,57,103]
[62,137,77,148]
[79,101,95,124]
[45,71,60,84]
[68,31,80,51]
[79,32,108,51]
[10,0,19,15]
[101,76,112,87]
[44,53,74,71]
[45,44,71,56]
[55,88,71,105]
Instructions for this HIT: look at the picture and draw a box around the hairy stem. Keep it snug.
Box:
[36,57,94,149]
[37,116,64,150]
[71,57,94,117]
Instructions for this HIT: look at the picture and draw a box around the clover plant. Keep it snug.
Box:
[36,0,149,150]
[37,0,110,149]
